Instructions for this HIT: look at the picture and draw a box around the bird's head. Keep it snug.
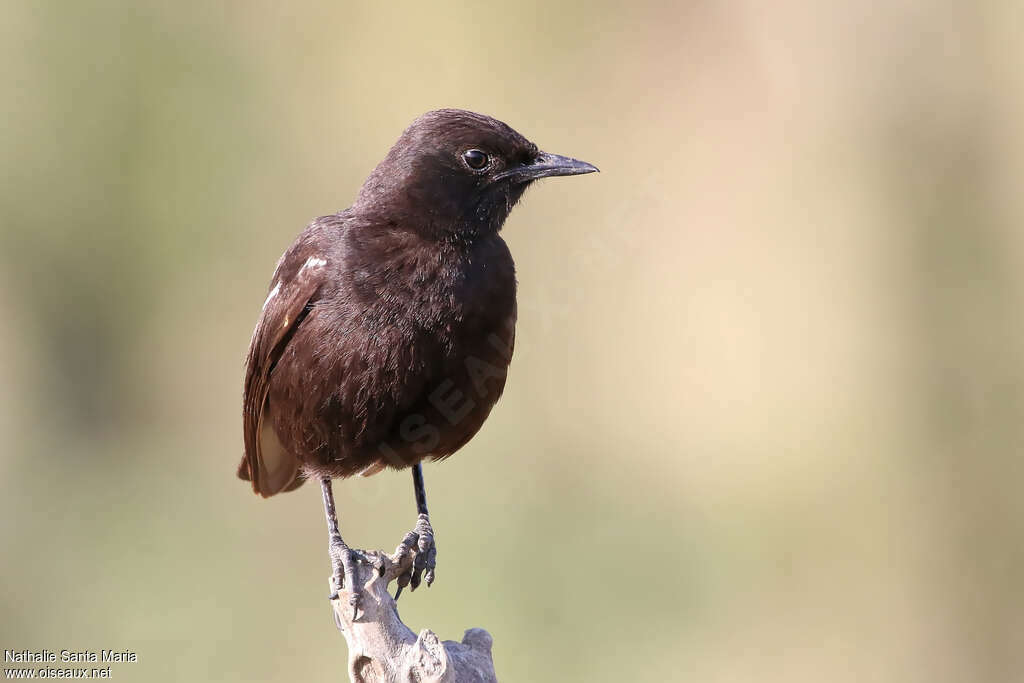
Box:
[355,109,597,240]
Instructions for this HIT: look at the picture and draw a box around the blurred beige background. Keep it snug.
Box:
[2,1,1023,681]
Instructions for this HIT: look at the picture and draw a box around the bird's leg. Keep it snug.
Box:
[320,477,382,620]
[394,462,438,601]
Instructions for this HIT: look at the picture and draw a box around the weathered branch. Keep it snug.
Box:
[328,544,497,682]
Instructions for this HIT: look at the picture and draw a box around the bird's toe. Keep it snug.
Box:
[393,514,438,598]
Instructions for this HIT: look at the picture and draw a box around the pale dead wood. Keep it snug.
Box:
[328,543,497,683]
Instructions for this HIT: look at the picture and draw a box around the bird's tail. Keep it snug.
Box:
[237,452,306,493]
[236,454,252,481]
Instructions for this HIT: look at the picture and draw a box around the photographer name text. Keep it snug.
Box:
[5,651,136,664]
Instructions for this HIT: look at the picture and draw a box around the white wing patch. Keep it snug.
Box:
[262,282,281,310]
[265,255,325,322]
[300,256,327,272]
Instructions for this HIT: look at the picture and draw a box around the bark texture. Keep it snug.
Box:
[329,544,497,683]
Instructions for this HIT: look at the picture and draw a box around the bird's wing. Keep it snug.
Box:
[240,253,327,497]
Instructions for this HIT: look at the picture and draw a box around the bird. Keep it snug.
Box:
[238,109,597,616]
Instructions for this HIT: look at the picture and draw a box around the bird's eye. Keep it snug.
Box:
[462,149,489,170]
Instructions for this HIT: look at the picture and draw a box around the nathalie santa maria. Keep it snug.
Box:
[5,650,137,663]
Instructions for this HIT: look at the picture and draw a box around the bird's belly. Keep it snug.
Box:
[270,305,516,478]
[363,308,516,472]
[382,325,515,466]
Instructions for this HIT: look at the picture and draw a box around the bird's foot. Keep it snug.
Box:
[393,513,437,601]
[328,542,385,620]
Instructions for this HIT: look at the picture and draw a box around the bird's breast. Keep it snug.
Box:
[354,235,518,465]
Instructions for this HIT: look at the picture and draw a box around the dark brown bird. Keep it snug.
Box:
[239,109,597,614]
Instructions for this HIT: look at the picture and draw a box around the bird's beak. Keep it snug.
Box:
[495,152,599,182]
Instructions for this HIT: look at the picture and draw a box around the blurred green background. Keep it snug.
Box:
[2,1,1023,681]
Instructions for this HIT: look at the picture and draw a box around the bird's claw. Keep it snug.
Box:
[329,544,376,621]
[349,593,360,620]
[393,513,437,600]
